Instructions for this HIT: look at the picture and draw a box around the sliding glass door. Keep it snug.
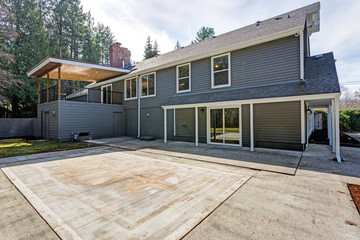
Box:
[210,108,240,145]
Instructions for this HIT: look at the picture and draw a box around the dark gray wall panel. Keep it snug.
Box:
[242,104,250,147]
[124,109,137,137]
[58,101,123,141]
[0,118,37,138]
[254,101,301,146]
[175,108,195,137]
[191,58,211,92]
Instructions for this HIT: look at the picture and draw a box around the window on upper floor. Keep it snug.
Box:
[125,78,137,100]
[101,84,112,104]
[141,72,156,98]
[211,53,231,88]
[176,63,191,93]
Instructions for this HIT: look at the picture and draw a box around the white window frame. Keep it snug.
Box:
[101,84,112,104]
[211,52,231,89]
[176,63,191,93]
[140,72,156,98]
[124,78,137,100]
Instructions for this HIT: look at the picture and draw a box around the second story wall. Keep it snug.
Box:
[123,35,300,110]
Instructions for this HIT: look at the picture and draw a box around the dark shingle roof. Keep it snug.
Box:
[131,2,320,75]
[163,52,340,106]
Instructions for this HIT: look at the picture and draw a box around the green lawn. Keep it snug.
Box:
[0,139,92,158]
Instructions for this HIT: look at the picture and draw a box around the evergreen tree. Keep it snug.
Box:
[194,26,215,43]
[152,40,160,57]
[174,40,181,50]
[143,36,160,60]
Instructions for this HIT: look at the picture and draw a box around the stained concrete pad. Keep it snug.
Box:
[87,137,302,175]
[2,148,253,239]
[185,171,360,240]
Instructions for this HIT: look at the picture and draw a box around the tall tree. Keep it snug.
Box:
[174,40,181,50]
[194,26,215,43]
[143,36,160,60]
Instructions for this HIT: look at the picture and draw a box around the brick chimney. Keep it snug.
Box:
[109,42,131,68]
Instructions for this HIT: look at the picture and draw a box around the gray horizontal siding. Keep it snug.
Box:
[176,108,195,137]
[232,36,300,88]
[0,118,37,138]
[253,101,301,144]
[58,101,123,141]
[37,101,59,140]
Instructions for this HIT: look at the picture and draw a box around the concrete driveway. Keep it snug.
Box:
[0,140,359,239]
[1,146,256,239]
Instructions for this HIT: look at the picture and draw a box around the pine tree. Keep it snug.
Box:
[152,40,160,57]
[193,26,215,43]
[143,36,153,60]
[174,40,181,50]
[143,37,160,60]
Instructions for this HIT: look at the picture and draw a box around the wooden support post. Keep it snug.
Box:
[47,74,50,102]
[57,66,61,100]
[38,77,40,103]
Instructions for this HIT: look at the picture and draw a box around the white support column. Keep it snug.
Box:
[250,103,254,151]
[301,99,305,145]
[137,76,141,138]
[332,99,336,153]
[335,96,341,162]
[328,106,332,146]
[195,107,199,146]
[164,108,167,143]
[300,30,304,80]
[173,109,176,136]
[239,104,242,147]
[206,107,210,143]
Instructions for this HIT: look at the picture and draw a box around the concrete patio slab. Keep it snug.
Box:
[298,144,360,184]
[86,137,302,175]
[0,170,59,240]
[185,170,360,240]
[2,148,254,240]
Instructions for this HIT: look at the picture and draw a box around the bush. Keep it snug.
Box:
[341,110,360,131]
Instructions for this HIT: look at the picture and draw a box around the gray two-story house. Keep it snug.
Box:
[27,2,342,161]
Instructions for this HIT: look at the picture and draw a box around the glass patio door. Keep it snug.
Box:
[210,108,239,144]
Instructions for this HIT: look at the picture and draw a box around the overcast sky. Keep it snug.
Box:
[81,0,360,90]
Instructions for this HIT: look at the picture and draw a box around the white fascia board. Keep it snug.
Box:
[88,27,301,88]
[162,93,340,110]
[27,57,130,77]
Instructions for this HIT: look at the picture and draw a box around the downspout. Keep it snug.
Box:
[137,74,140,138]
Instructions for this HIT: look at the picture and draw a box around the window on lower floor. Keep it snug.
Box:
[101,84,112,104]
[141,73,156,97]
[125,78,137,100]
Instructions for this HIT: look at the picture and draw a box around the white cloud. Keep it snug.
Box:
[81,0,360,88]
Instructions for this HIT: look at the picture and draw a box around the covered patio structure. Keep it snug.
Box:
[26,57,131,141]
[27,56,130,103]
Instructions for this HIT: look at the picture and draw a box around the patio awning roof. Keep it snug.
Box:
[27,57,131,82]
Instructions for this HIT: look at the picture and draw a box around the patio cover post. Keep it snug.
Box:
[47,73,50,102]
[164,108,167,143]
[335,96,341,162]
[57,65,61,100]
[250,103,254,151]
[301,99,305,145]
[195,107,198,146]
[37,77,40,103]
